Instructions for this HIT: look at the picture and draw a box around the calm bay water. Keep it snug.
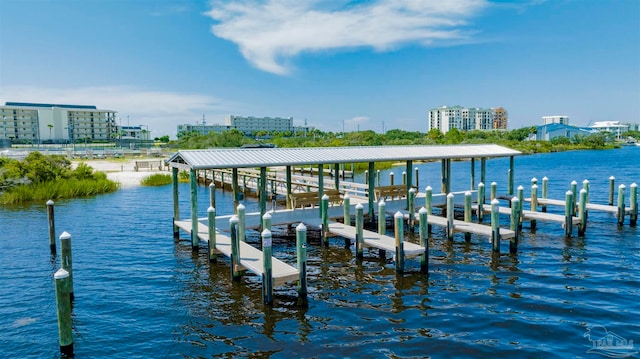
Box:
[1,147,639,358]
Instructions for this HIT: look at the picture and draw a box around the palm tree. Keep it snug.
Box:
[47,124,53,140]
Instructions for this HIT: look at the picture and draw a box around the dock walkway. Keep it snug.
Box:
[527,198,631,214]
[174,220,299,287]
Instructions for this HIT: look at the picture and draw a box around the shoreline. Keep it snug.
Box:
[76,159,168,188]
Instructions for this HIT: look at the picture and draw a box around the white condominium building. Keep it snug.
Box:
[0,102,117,144]
[428,106,508,134]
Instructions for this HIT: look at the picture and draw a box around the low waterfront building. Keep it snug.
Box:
[177,115,313,137]
[0,102,117,144]
[588,121,629,140]
[534,123,593,141]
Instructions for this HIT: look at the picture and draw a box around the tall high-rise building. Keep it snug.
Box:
[428,105,508,134]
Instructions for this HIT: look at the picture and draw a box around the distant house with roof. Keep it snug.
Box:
[533,123,593,141]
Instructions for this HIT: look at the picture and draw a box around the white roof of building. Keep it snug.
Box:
[589,121,625,128]
[167,144,521,170]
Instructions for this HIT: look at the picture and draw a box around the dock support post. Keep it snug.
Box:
[530,184,538,230]
[190,169,199,250]
[286,166,292,209]
[232,168,239,211]
[172,167,180,239]
[364,170,368,185]
[394,211,405,273]
[490,182,497,201]
[376,170,381,187]
[630,183,637,227]
[470,158,475,190]
[517,185,524,229]
[510,197,520,253]
[390,172,394,186]
[334,163,340,190]
[47,200,56,253]
[570,180,578,216]
[564,190,574,237]
[402,171,406,185]
[343,194,351,226]
[480,158,486,185]
[237,204,246,242]
[415,167,419,188]
[542,176,548,212]
[578,189,587,236]
[425,186,433,233]
[259,167,267,223]
[318,164,325,209]
[368,162,375,221]
[261,229,273,305]
[321,194,329,246]
[230,216,241,281]
[54,268,73,356]
[406,160,413,209]
[491,199,500,253]
[263,212,272,231]
[209,182,216,208]
[609,176,615,206]
[464,191,472,242]
[508,156,514,195]
[617,184,626,226]
[296,223,308,308]
[60,231,74,300]
[418,207,429,274]
[378,199,386,235]
[356,203,364,259]
[446,193,455,241]
[477,182,485,223]
[441,159,451,194]
[208,206,217,262]
[408,188,416,232]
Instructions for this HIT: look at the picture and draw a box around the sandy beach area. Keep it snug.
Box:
[74,158,168,187]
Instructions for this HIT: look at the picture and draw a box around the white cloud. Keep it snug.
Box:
[205,0,488,75]
[1,86,232,137]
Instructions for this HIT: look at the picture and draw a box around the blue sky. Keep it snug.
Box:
[1,0,638,138]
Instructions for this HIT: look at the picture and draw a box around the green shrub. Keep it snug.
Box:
[141,173,172,186]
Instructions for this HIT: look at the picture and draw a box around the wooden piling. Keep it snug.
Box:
[617,184,626,226]
[508,156,515,195]
[59,231,74,300]
[470,158,475,190]
[364,170,369,185]
[510,197,520,253]
[209,182,216,208]
[229,216,241,281]
[570,180,578,216]
[296,223,308,307]
[491,199,500,253]
[54,268,73,356]
[464,191,472,241]
[564,190,573,237]
[343,194,351,226]
[390,172,394,186]
[446,193,454,241]
[490,182,497,201]
[530,184,538,229]
[609,176,615,206]
[630,183,637,227]
[408,188,416,232]
[321,194,329,246]
[207,206,217,262]
[477,182,485,223]
[189,169,199,250]
[376,170,381,187]
[378,199,386,235]
[418,207,429,273]
[578,189,587,236]
[261,229,273,305]
[542,176,548,212]
[368,162,376,221]
[394,211,405,273]
[517,185,524,229]
[402,171,407,185]
[237,204,246,242]
[262,212,272,231]
[356,203,364,259]
[46,200,56,253]
[415,167,419,188]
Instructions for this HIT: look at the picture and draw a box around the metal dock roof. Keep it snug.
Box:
[166,144,521,170]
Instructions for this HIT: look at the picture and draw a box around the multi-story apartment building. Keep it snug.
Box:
[177,115,312,137]
[428,105,508,134]
[542,116,569,125]
[0,102,117,144]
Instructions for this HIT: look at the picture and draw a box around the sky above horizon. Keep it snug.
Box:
[1,0,638,138]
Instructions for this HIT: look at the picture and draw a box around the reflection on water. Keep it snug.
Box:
[1,147,639,358]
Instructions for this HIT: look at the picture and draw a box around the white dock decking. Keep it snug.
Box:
[485,206,582,225]
[527,198,631,214]
[305,219,426,258]
[174,220,299,287]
